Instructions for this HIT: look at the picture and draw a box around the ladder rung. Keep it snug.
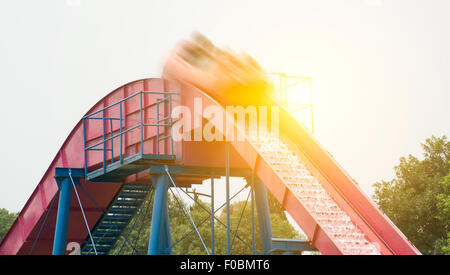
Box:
[157,116,171,122]
[156,96,170,103]
[157,135,171,141]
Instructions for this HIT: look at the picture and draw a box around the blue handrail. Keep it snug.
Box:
[82,91,179,176]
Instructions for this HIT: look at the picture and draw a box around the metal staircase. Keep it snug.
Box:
[81,183,152,255]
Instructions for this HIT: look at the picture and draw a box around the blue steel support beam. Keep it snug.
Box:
[52,168,85,255]
[251,174,256,255]
[253,177,273,254]
[162,194,172,255]
[148,173,171,255]
[211,174,215,255]
[225,142,231,255]
[52,177,72,255]
[270,238,317,255]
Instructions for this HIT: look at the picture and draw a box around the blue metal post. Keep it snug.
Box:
[156,98,160,155]
[211,174,215,255]
[82,119,87,176]
[119,102,123,164]
[110,118,114,162]
[225,142,231,255]
[52,177,72,255]
[251,174,256,255]
[162,193,172,255]
[102,109,106,174]
[169,95,174,155]
[140,92,144,157]
[148,174,171,255]
[254,177,273,254]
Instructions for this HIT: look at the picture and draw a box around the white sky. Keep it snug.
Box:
[0,0,449,212]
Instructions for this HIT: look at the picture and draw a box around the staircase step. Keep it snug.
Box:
[108,207,138,215]
[117,192,148,199]
[121,184,152,191]
[113,200,142,207]
[92,231,122,238]
[83,244,112,253]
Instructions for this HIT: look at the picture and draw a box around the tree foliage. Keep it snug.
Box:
[0,208,18,243]
[373,135,450,254]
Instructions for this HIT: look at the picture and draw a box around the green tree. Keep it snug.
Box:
[169,189,301,255]
[0,208,18,242]
[435,174,450,253]
[373,135,450,254]
[169,191,213,255]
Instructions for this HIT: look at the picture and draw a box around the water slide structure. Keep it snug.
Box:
[0,40,421,255]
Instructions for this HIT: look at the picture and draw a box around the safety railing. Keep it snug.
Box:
[267,73,314,134]
[82,91,178,176]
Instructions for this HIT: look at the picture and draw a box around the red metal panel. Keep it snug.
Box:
[181,141,250,169]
